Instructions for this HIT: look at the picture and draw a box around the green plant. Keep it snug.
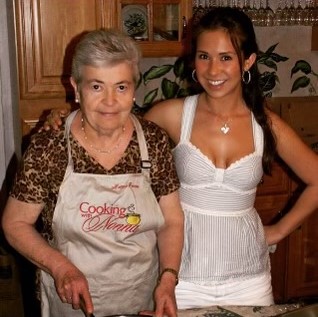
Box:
[257,43,288,97]
[291,60,318,95]
[140,57,191,108]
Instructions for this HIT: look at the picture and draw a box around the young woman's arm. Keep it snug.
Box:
[264,111,318,245]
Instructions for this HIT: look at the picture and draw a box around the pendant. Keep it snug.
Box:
[220,123,230,134]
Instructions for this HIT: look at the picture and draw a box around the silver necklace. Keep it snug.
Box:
[210,111,232,135]
[216,116,231,134]
[81,117,126,154]
[220,122,230,134]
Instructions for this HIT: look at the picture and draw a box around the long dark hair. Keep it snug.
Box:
[191,7,276,174]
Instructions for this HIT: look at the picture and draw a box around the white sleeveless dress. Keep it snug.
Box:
[173,95,274,308]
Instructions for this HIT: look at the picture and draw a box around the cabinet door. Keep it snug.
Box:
[256,162,290,197]
[257,158,318,301]
[286,209,318,299]
[255,162,291,303]
[255,194,289,303]
[15,0,111,136]
[113,0,192,57]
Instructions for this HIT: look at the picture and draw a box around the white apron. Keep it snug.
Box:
[40,111,164,317]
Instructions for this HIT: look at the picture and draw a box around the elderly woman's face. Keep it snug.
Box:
[74,62,135,134]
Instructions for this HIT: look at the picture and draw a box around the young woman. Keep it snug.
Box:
[144,7,318,307]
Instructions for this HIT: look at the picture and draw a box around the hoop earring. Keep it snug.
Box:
[192,69,198,83]
[242,70,251,84]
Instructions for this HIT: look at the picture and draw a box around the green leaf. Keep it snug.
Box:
[270,53,289,63]
[257,44,288,67]
[143,65,173,84]
[290,60,312,77]
[263,59,278,71]
[259,71,277,92]
[265,43,279,55]
[256,53,268,64]
[143,88,158,106]
[173,58,185,79]
[161,78,179,99]
[291,76,310,93]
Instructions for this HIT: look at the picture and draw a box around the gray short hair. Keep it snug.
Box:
[72,28,141,85]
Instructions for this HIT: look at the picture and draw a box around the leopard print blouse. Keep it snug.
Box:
[10,115,180,243]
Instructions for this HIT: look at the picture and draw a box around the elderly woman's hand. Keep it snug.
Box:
[39,107,70,132]
[153,276,178,317]
[53,262,94,314]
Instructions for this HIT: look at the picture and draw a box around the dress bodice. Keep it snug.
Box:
[173,95,264,212]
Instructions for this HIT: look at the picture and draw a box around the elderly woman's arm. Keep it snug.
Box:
[2,197,94,314]
[154,190,184,317]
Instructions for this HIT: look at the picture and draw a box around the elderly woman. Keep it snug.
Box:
[2,29,184,317]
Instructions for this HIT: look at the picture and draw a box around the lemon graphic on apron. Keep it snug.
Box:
[126,212,141,225]
[126,204,141,225]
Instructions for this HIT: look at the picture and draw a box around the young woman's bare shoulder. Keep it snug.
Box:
[144,98,184,131]
[266,109,292,137]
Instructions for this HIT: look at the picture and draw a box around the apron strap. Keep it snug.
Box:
[64,110,79,170]
[130,114,151,179]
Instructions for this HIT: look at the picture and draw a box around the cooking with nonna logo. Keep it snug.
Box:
[80,202,141,229]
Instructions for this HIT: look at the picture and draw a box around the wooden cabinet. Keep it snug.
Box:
[286,209,318,299]
[111,0,192,57]
[15,0,112,136]
[14,0,192,137]
[256,160,318,303]
[255,161,291,303]
[285,175,318,300]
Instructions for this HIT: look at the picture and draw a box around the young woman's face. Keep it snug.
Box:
[71,62,135,135]
[195,29,251,100]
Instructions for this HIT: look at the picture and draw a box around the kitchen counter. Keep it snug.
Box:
[178,303,302,317]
